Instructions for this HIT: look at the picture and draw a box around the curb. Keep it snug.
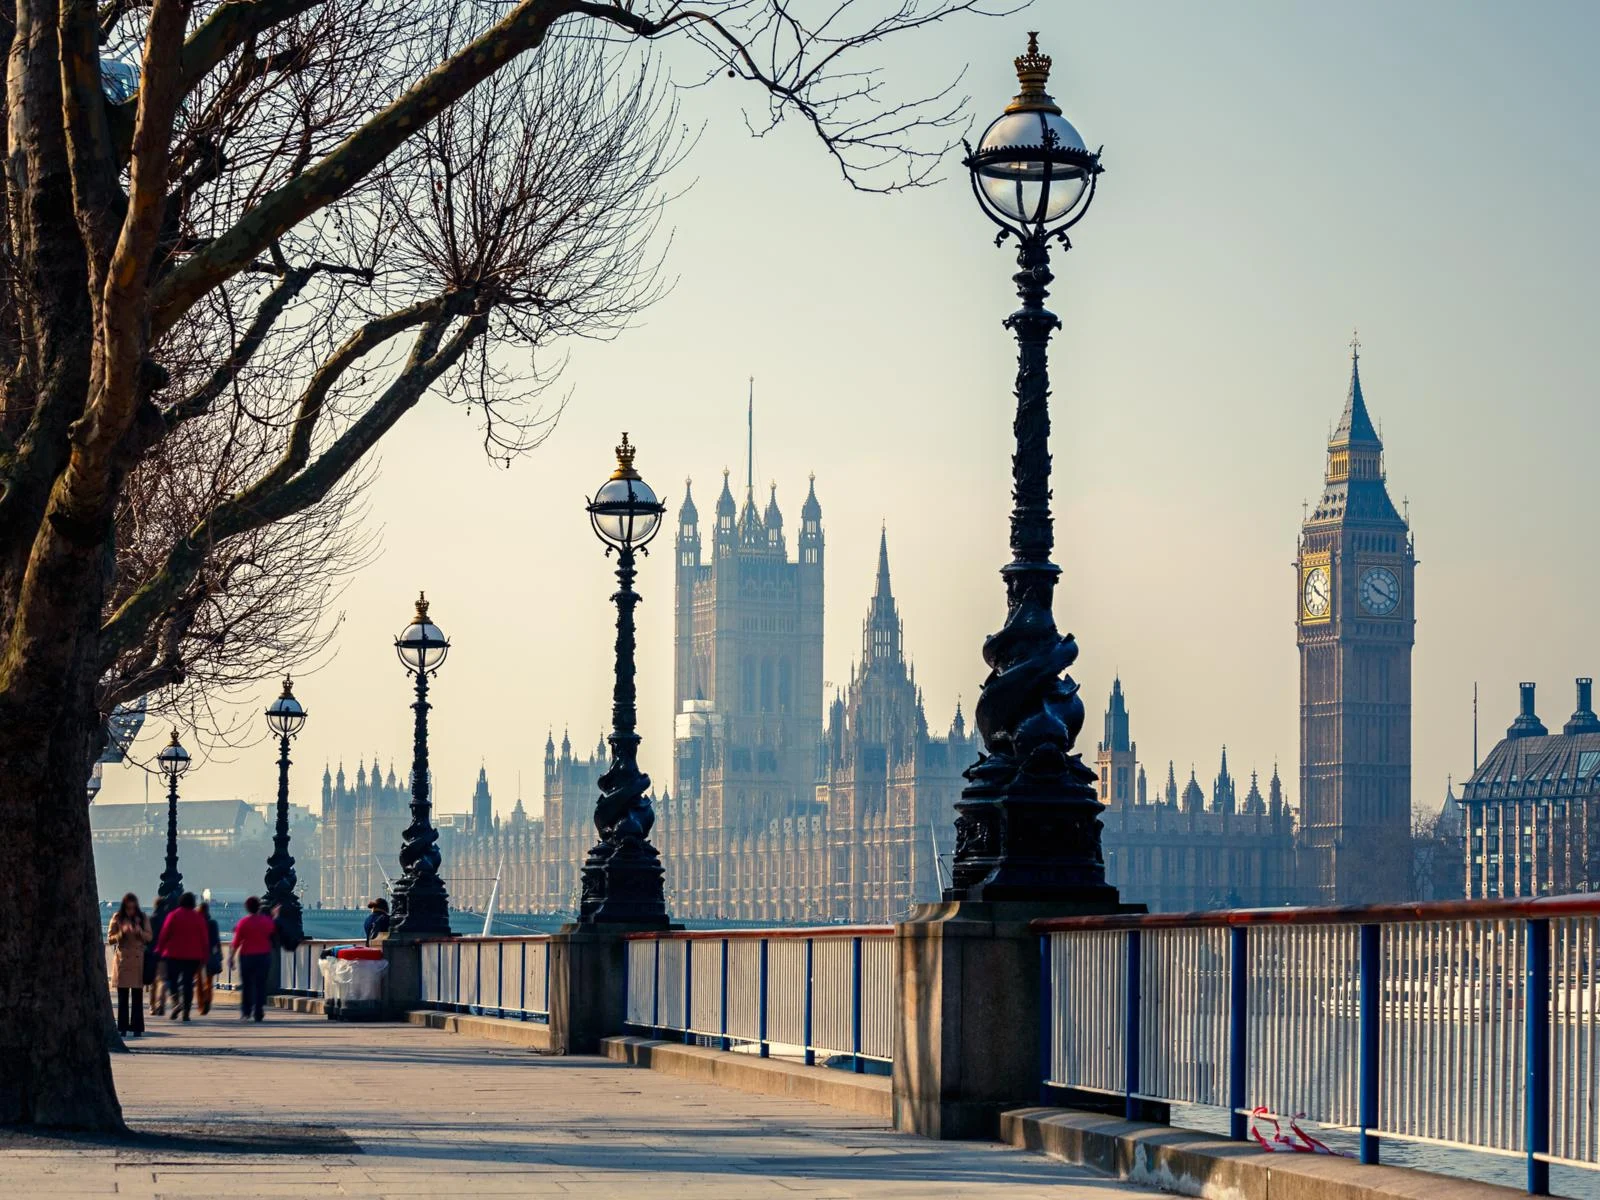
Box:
[999,1108,1524,1200]
[601,1036,891,1119]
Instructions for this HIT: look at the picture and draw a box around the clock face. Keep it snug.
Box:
[1359,566,1401,616]
[1302,565,1331,618]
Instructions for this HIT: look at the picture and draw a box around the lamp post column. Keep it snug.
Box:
[946,229,1117,903]
[580,542,667,924]
[157,769,183,905]
[392,665,450,934]
[263,731,303,943]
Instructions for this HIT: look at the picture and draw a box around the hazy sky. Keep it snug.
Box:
[99,2,1600,827]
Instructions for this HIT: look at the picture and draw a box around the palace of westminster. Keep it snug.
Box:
[317,350,1600,920]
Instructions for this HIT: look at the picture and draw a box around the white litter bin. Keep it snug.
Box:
[321,952,388,1021]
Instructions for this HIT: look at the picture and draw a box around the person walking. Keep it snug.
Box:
[154,892,209,1022]
[107,894,151,1037]
[197,901,223,1016]
[230,895,277,1022]
[146,895,171,1016]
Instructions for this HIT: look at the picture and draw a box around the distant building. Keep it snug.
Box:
[659,529,973,922]
[320,758,406,908]
[1094,683,1298,911]
[1460,679,1600,898]
[89,798,313,905]
[1296,343,1416,904]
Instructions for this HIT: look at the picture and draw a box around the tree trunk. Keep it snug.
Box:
[0,686,124,1129]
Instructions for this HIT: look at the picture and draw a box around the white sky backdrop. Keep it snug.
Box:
[100,1,1599,827]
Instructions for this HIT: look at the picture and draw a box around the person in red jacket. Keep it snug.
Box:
[229,895,278,1022]
[154,892,209,1022]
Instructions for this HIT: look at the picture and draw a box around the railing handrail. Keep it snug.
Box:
[412,933,552,945]
[1032,893,1600,933]
[624,925,894,942]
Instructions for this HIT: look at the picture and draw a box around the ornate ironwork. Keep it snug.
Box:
[580,542,669,925]
[157,770,183,904]
[947,231,1117,903]
[390,664,452,935]
[262,731,304,946]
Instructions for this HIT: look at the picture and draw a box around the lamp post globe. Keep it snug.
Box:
[579,433,670,925]
[389,593,452,936]
[156,731,191,905]
[944,33,1118,905]
[262,676,307,946]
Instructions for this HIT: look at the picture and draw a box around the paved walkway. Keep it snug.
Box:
[0,1009,1163,1199]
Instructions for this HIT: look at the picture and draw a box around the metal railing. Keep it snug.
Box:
[1034,895,1600,1196]
[623,927,894,1068]
[418,936,551,1021]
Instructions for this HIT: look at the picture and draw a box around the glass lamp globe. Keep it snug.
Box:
[395,592,450,674]
[967,33,1100,233]
[588,433,667,551]
[157,730,192,781]
[265,675,308,738]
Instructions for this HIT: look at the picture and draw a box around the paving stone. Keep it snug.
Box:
[1,1009,1161,1198]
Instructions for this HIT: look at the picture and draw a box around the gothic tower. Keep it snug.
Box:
[1297,340,1416,904]
[1095,678,1136,808]
[669,390,825,848]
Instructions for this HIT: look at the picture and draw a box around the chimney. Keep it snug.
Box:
[1508,681,1549,739]
[1564,676,1600,736]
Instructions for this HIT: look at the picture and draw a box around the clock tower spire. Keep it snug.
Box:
[1296,336,1415,904]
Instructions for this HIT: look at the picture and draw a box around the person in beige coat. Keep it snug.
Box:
[108,893,152,1037]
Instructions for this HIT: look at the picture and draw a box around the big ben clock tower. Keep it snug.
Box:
[1297,338,1415,904]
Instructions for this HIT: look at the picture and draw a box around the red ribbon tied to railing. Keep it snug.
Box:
[1248,1107,1344,1155]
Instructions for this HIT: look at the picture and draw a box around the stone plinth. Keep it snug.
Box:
[893,899,1141,1141]
[547,922,675,1054]
[375,933,424,1018]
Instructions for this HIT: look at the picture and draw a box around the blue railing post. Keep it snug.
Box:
[720,939,731,1051]
[758,939,770,1059]
[474,943,482,1014]
[1358,923,1381,1166]
[1526,918,1551,1196]
[1124,930,1142,1121]
[683,940,695,1045]
[496,942,504,1015]
[543,940,551,1020]
[803,937,815,1067]
[1229,925,1248,1141]
[651,938,661,1033]
[1038,934,1052,1103]
[851,936,865,1073]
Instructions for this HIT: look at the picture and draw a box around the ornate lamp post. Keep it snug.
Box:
[580,433,670,925]
[946,33,1117,903]
[390,593,452,936]
[155,731,192,905]
[263,676,307,945]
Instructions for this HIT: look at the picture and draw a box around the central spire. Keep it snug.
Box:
[874,524,892,599]
[1331,331,1380,448]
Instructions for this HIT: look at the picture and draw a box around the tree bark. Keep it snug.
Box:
[0,691,124,1129]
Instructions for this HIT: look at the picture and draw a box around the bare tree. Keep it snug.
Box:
[0,0,1011,1130]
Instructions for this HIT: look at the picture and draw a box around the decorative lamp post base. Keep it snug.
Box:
[578,837,670,927]
[389,880,452,938]
[946,791,1120,904]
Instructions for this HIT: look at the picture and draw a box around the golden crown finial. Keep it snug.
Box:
[610,431,641,480]
[414,591,430,623]
[1007,30,1060,115]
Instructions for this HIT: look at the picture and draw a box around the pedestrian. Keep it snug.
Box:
[107,893,151,1037]
[363,897,390,944]
[146,895,171,1016]
[197,901,223,1016]
[230,895,277,1022]
[154,891,209,1022]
